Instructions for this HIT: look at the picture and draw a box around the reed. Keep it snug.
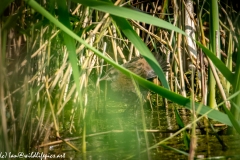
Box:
[0,0,239,159]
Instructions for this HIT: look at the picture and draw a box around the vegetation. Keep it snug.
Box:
[0,0,239,159]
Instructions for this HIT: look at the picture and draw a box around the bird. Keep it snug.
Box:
[100,54,169,96]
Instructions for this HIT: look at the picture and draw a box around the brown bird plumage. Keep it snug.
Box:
[100,54,169,94]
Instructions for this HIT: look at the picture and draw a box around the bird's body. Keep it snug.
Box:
[101,55,169,94]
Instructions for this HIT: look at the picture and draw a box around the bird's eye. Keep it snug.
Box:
[109,70,118,76]
[106,70,119,80]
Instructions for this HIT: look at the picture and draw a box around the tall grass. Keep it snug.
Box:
[0,0,240,158]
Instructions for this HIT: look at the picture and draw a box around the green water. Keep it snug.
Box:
[42,99,240,160]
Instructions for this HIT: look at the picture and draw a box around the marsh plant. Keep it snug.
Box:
[0,0,240,159]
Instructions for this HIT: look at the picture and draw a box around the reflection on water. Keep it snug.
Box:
[44,99,240,160]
